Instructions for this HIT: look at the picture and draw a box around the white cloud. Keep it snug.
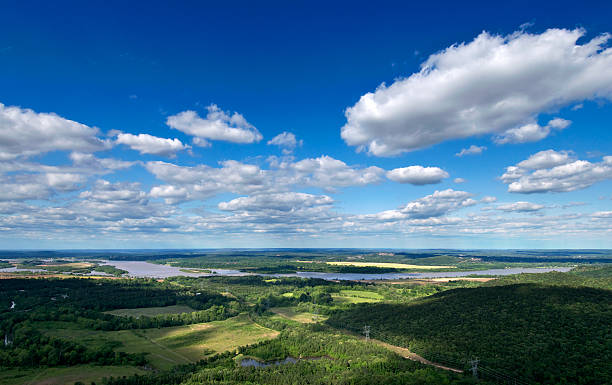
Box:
[362,189,477,221]
[591,211,612,218]
[454,177,466,183]
[494,118,571,144]
[115,133,189,156]
[218,192,333,213]
[481,196,497,203]
[277,155,384,189]
[267,132,303,154]
[501,151,612,193]
[150,185,190,204]
[166,104,262,145]
[0,103,109,159]
[456,145,486,157]
[496,201,545,212]
[516,149,573,169]
[341,28,612,156]
[386,166,449,185]
[45,173,86,191]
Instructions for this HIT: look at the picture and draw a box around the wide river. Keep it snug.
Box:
[98,260,572,281]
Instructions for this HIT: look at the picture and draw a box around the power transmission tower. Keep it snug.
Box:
[363,325,371,342]
[470,358,479,379]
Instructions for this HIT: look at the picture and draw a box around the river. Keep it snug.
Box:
[96,260,572,280]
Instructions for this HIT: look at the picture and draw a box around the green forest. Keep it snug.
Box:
[1,262,611,385]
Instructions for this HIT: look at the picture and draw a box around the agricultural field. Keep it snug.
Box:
[105,304,197,318]
[270,307,327,323]
[37,314,279,371]
[0,365,148,385]
[332,289,385,304]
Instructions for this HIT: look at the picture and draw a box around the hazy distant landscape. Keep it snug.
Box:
[1,249,611,384]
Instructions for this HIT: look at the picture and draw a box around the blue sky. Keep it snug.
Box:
[0,1,611,249]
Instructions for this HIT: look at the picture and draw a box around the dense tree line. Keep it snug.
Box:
[0,323,146,367]
[326,283,612,385]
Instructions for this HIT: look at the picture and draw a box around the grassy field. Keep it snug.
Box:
[0,365,147,385]
[104,304,196,317]
[270,307,328,323]
[326,261,454,269]
[38,314,279,371]
[332,289,385,304]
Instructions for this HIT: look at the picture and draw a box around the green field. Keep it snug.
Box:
[104,304,196,317]
[270,306,328,323]
[38,314,279,371]
[0,365,148,385]
[332,289,385,304]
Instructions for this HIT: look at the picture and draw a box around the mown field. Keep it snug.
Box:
[37,313,279,371]
[105,304,197,318]
[0,365,148,385]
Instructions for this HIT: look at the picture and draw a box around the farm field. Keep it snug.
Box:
[0,365,147,385]
[104,304,196,317]
[38,314,279,371]
[332,289,385,304]
[270,306,327,323]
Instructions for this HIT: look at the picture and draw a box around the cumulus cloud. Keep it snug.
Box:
[341,28,612,156]
[267,132,303,154]
[115,133,189,156]
[145,155,384,203]
[363,189,477,221]
[276,155,385,190]
[501,151,612,193]
[494,118,571,144]
[150,185,190,204]
[516,149,574,169]
[496,201,545,212]
[386,166,449,185]
[218,192,333,213]
[0,103,109,159]
[456,145,486,157]
[481,196,497,203]
[454,178,466,183]
[166,104,262,145]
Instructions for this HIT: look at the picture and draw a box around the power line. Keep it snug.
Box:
[363,325,371,341]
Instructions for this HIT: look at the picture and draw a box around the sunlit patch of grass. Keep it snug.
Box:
[0,365,147,385]
[104,304,196,317]
[37,314,279,370]
[270,307,328,323]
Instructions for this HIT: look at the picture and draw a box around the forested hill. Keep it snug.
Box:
[326,284,612,385]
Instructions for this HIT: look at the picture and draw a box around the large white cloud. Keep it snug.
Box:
[386,166,449,185]
[501,150,612,193]
[166,104,262,145]
[0,103,109,159]
[342,28,612,156]
[115,133,189,156]
[146,155,385,203]
[361,189,477,222]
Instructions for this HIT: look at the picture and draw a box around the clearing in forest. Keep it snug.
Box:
[38,314,279,371]
[104,304,196,317]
